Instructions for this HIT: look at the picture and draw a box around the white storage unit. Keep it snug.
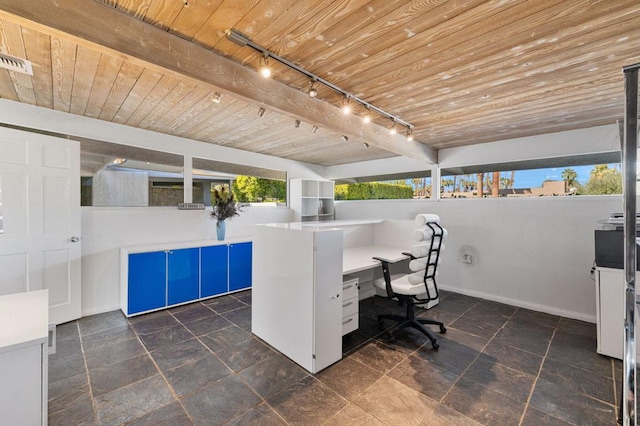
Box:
[252,223,343,373]
[0,290,49,425]
[342,278,359,335]
[595,267,640,359]
[290,178,335,222]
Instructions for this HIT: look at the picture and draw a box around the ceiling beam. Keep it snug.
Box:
[0,0,437,164]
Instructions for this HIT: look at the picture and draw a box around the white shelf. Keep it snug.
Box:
[290,179,335,222]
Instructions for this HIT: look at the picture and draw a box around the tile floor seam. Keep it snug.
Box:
[77,320,100,425]
[128,315,196,425]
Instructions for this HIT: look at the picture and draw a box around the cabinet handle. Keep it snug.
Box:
[343,301,353,308]
[342,318,353,325]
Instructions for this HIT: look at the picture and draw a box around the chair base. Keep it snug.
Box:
[378,301,446,350]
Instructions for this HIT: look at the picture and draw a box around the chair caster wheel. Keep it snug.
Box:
[439,326,446,334]
[432,342,439,350]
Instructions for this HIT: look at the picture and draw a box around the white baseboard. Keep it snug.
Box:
[81,304,121,318]
[439,284,596,324]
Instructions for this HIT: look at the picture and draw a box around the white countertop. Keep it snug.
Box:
[122,236,252,253]
[343,245,409,274]
[258,219,384,232]
[0,290,48,352]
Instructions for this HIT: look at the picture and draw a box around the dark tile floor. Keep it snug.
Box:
[48,290,621,425]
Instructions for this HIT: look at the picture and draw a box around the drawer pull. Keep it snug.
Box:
[342,318,353,325]
[342,301,353,308]
[343,284,354,290]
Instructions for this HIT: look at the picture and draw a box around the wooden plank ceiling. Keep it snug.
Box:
[0,0,638,170]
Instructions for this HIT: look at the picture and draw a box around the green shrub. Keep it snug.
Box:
[335,182,413,200]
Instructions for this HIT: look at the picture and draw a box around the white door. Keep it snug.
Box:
[0,127,81,325]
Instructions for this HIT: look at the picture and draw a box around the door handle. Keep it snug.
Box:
[70,236,80,243]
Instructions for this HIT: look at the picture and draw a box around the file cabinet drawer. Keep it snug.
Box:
[343,278,359,301]
[342,297,358,318]
[342,313,358,335]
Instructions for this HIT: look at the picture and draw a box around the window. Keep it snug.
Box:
[335,173,431,200]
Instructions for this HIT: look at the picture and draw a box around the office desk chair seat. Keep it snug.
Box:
[373,215,446,350]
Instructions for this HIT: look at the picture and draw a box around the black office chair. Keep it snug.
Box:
[373,216,446,350]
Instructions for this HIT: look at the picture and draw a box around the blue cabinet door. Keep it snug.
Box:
[167,248,200,306]
[229,242,252,291]
[201,245,228,298]
[128,251,166,315]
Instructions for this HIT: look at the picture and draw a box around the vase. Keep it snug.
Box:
[216,220,226,241]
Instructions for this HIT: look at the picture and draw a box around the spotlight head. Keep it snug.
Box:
[363,142,369,149]
[363,113,371,123]
[341,135,349,142]
[342,104,351,115]
[406,127,414,141]
[308,81,318,98]
[389,118,397,135]
[260,54,271,78]
[258,107,266,117]
[294,120,301,128]
[311,126,319,134]
[211,92,222,103]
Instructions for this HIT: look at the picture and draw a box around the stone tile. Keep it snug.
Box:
[149,338,210,371]
[441,328,488,352]
[521,406,573,425]
[130,314,180,335]
[127,309,170,324]
[316,356,381,400]
[356,314,387,338]
[239,354,308,399]
[420,403,483,425]
[94,375,174,426]
[48,373,90,415]
[461,355,536,403]
[539,357,615,404]
[529,377,617,425]
[342,330,375,355]
[512,308,560,329]
[547,330,612,376]
[417,308,461,327]
[164,354,232,397]
[169,302,214,323]
[125,401,192,426]
[436,293,481,315]
[55,321,80,342]
[449,315,503,340]
[49,333,82,362]
[467,300,517,321]
[352,375,437,426]
[78,310,128,337]
[222,306,251,331]
[443,378,526,426]
[203,295,247,313]
[49,352,87,384]
[388,354,459,401]
[557,317,597,337]
[348,340,408,374]
[268,376,348,426]
[181,313,231,336]
[232,290,251,305]
[414,334,481,376]
[48,392,95,426]
[138,323,193,352]
[492,319,555,356]
[181,375,261,425]
[216,337,275,373]
[90,354,158,397]
[324,403,385,425]
[226,403,286,426]
[481,340,544,376]
[199,324,252,353]
[81,323,137,352]
[84,337,146,370]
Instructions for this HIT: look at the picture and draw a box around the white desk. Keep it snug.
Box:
[343,245,408,275]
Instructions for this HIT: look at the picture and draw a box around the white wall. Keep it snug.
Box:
[92,169,149,206]
[81,205,292,316]
[335,196,622,322]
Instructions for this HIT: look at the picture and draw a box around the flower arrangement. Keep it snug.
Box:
[210,185,241,225]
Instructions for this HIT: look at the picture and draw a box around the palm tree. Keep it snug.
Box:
[491,171,500,197]
[561,168,578,187]
[476,173,484,197]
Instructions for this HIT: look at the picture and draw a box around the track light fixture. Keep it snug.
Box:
[258,107,266,117]
[341,96,352,115]
[341,135,349,142]
[226,28,414,132]
[311,126,319,134]
[363,107,371,124]
[294,120,301,128]
[389,119,397,135]
[259,54,271,78]
[211,92,222,103]
[308,80,318,98]
[406,126,414,141]
[363,142,370,149]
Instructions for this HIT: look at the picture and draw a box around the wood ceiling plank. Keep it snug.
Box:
[22,26,54,108]
[69,44,101,115]
[124,74,180,126]
[161,88,221,133]
[84,54,124,118]
[49,36,76,112]
[191,0,258,48]
[99,60,145,121]
[182,97,251,139]
[0,19,36,105]
[148,84,211,132]
[143,0,184,31]
[137,80,199,129]
[112,67,164,124]
[0,0,437,162]
[194,102,256,142]
[169,0,224,42]
[0,69,18,100]
[109,0,153,20]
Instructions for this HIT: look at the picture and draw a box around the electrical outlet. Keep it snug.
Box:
[462,254,472,264]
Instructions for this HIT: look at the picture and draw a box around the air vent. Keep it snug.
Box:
[0,53,33,75]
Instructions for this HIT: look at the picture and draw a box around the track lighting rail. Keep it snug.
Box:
[227,28,414,130]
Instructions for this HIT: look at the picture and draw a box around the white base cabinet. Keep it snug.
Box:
[0,290,49,425]
[595,267,640,360]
